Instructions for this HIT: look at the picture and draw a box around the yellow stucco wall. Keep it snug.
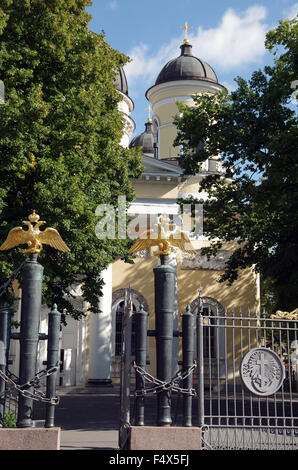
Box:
[179,175,203,194]
[112,254,259,320]
[155,102,185,158]
[133,176,209,200]
[155,101,183,125]
[159,125,179,158]
[133,182,180,199]
[152,93,213,159]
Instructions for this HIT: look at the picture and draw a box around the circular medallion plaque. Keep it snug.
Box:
[240,348,285,396]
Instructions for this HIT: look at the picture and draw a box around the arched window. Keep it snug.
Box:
[153,118,159,144]
[111,289,149,359]
[152,117,159,159]
[190,296,225,361]
[202,305,216,358]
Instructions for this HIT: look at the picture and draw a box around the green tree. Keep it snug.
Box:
[0,0,142,319]
[174,18,298,313]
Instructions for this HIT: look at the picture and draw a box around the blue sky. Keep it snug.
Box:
[87,0,298,139]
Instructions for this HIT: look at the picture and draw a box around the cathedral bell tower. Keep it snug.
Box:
[114,67,136,148]
[145,23,224,160]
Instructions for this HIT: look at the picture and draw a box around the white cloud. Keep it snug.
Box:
[283,2,298,19]
[190,6,268,69]
[108,0,118,11]
[125,6,268,88]
[221,80,238,93]
[125,38,179,88]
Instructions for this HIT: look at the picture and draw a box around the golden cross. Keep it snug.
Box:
[146,104,152,122]
[181,21,192,44]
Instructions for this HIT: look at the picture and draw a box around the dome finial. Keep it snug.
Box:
[146,104,152,123]
[181,21,192,45]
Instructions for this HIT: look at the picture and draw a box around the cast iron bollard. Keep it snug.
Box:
[154,254,175,426]
[134,304,148,426]
[182,305,195,427]
[45,304,61,428]
[0,303,11,427]
[17,253,44,428]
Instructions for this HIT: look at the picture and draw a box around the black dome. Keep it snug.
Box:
[129,121,155,155]
[155,43,218,85]
[114,67,129,95]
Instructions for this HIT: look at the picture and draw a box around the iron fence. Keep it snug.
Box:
[0,369,18,426]
[3,389,18,421]
[197,309,298,450]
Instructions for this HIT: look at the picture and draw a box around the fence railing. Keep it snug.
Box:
[197,309,298,450]
[0,304,61,428]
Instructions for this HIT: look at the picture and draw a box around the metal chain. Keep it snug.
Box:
[4,368,19,382]
[0,262,60,405]
[133,361,213,450]
[0,364,60,405]
[133,361,197,397]
[0,260,26,298]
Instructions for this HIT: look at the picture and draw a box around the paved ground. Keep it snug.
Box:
[32,384,180,450]
[33,384,122,450]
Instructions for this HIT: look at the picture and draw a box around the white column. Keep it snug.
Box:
[88,264,113,383]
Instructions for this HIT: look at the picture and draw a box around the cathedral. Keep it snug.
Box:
[10,33,260,387]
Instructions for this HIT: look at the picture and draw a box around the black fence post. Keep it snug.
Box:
[0,303,11,426]
[45,304,61,428]
[119,288,133,449]
[17,253,44,428]
[182,305,195,427]
[197,300,205,428]
[135,304,148,426]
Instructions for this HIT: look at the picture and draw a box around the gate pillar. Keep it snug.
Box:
[135,304,148,426]
[17,254,44,428]
[182,305,195,426]
[154,254,175,426]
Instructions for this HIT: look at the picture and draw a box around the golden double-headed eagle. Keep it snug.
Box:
[270,309,298,321]
[128,215,196,256]
[0,210,70,255]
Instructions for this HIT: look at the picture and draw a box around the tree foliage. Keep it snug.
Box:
[174,18,298,312]
[0,0,142,318]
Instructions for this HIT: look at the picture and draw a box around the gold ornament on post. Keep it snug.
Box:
[0,210,70,255]
[128,214,196,256]
[270,310,298,321]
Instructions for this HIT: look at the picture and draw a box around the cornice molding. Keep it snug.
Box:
[146,79,225,104]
